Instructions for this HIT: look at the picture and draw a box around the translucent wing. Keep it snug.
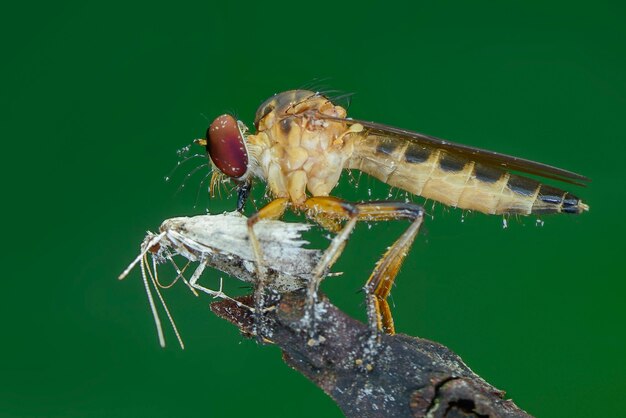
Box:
[320,115,590,186]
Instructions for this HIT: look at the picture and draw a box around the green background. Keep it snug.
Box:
[2,1,624,416]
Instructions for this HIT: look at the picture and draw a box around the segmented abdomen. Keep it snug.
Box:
[347,136,587,215]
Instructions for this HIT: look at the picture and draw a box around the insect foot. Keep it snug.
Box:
[299,293,327,346]
[356,330,384,374]
[252,288,282,345]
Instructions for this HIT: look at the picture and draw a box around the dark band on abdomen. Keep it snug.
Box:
[376,140,400,157]
[507,175,539,197]
[404,143,431,164]
[473,163,503,183]
[438,153,466,172]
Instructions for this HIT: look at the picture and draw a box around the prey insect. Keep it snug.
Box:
[119,212,322,348]
[196,90,590,337]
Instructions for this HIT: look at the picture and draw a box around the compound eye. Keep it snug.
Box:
[206,114,249,178]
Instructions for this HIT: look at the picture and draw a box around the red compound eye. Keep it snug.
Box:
[206,114,249,178]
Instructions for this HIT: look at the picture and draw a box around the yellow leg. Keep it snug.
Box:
[363,208,423,334]
[303,197,424,335]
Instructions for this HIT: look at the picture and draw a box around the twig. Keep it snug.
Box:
[211,291,533,418]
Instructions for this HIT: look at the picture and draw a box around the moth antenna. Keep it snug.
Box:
[153,256,187,288]
[140,253,166,348]
[164,253,198,296]
[119,232,165,280]
[145,254,185,349]
[175,163,209,194]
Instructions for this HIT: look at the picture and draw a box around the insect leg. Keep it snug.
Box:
[303,198,424,335]
[302,197,359,304]
[358,201,424,335]
[246,198,290,337]
[188,259,253,311]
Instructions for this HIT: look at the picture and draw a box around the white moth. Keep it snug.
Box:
[119,212,321,349]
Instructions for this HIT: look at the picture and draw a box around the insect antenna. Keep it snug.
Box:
[140,252,166,348]
[119,232,166,280]
[144,253,185,349]
[152,256,191,289]
[163,252,198,296]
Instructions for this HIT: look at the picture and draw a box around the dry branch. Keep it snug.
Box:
[212,291,532,418]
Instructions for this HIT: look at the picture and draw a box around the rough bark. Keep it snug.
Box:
[211,291,532,418]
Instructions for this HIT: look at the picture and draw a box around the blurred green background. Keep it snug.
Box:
[2,1,624,417]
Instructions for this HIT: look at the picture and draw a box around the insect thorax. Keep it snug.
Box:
[248,104,356,205]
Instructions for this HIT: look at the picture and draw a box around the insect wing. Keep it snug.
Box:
[319,114,590,186]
